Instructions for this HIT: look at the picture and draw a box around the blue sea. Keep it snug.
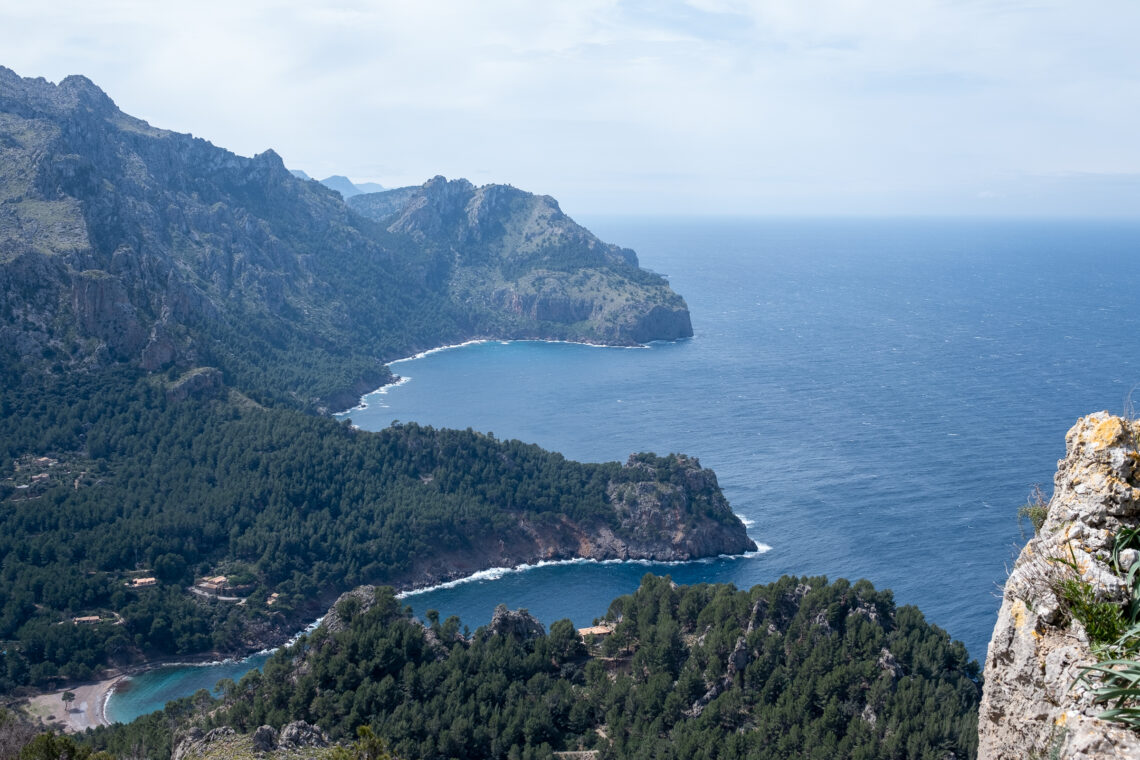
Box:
[107,216,1140,723]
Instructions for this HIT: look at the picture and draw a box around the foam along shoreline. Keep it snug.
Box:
[343,337,655,414]
[98,548,767,724]
[104,615,328,723]
[394,546,772,601]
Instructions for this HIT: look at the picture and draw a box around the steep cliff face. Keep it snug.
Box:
[348,176,694,345]
[0,68,694,409]
[979,412,1140,759]
[393,452,756,592]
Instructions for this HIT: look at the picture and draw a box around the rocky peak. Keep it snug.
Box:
[978,412,1140,759]
[57,74,117,114]
[323,585,380,634]
[482,604,545,641]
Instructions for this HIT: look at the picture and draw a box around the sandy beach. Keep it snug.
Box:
[24,675,123,732]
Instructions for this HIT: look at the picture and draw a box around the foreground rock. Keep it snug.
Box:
[979,412,1140,759]
[173,722,332,760]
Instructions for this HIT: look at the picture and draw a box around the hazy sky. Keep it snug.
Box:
[4,1,1140,216]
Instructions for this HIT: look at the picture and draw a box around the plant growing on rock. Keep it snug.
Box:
[1077,526,1140,727]
[1018,485,1049,537]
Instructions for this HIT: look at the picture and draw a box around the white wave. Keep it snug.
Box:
[344,375,411,414]
[396,549,769,599]
[102,681,121,724]
[738,515,756,528]
[389,339,493,366]
[345,338,651,411]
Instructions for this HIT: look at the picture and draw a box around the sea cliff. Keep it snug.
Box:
[979,412,1140,758]
[385,452,757,594]
[0,67,692,412]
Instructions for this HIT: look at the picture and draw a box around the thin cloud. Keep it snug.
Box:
[1,0,1138,215]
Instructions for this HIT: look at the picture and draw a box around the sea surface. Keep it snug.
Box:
[108,216,1140,723]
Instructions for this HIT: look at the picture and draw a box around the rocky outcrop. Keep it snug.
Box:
[979,412,1140,759]
[349,176,693,345]
[389,452,756,595]
[1,67,692,409]
[165,366,224,403]
[599,453,755,560]
[483,604,545,641]
[173,722,331,760]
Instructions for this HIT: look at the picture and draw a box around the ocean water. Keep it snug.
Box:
[108,216,1140,721]
[105,654,271,725]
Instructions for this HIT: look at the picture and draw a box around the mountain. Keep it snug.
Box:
[349,177,694,345]
[353,180,385,194]
[0,68,739,695]
[90,576,981,760]
[0,66,689,411]
[317,175,385,197]
[316,174,366,198]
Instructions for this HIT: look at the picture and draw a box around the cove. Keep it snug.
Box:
[107,216,1140,722]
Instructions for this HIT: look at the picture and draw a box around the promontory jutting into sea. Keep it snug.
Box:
[110,216,1140,728]
[4,61,1140,760]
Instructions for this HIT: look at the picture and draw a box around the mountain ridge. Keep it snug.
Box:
[0,66,690,411]
[0,67,743,698]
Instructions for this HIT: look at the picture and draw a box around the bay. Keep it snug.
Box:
[351,216,1140,662]
[108,216,1140,720]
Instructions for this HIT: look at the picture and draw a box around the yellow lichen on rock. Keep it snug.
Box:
[1010,599,1030,632]
[1090,416,1126,450]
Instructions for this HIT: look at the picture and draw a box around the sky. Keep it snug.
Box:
[3,0,1140,216]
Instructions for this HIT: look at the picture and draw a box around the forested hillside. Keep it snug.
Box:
[0,361,752,691]
[88,576,981,760]
[0,66,735,694]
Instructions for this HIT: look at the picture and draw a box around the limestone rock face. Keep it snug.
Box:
[1,68,694,409]
[172,721,330,760]
[978,412,1140,759]
[484,604,545,641]
[348,176,693,345]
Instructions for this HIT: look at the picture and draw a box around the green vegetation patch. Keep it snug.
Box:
[0,367,730,692]
[90,576,981,760]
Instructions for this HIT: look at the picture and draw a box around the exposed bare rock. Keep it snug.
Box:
[483,604,546,641]
[599,453,757,560]
[71,269,146,359]
[251,725,278,752]
[278,721,329,749]
[172,727,234,760]
[172,722,334,760]
[323,585,383,635]
[349,176,693,345]
[979,412,1140,759]
[165,366,223,403]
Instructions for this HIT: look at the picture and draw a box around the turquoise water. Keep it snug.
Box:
[108,216,1140,722]
[105,653,271,725]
